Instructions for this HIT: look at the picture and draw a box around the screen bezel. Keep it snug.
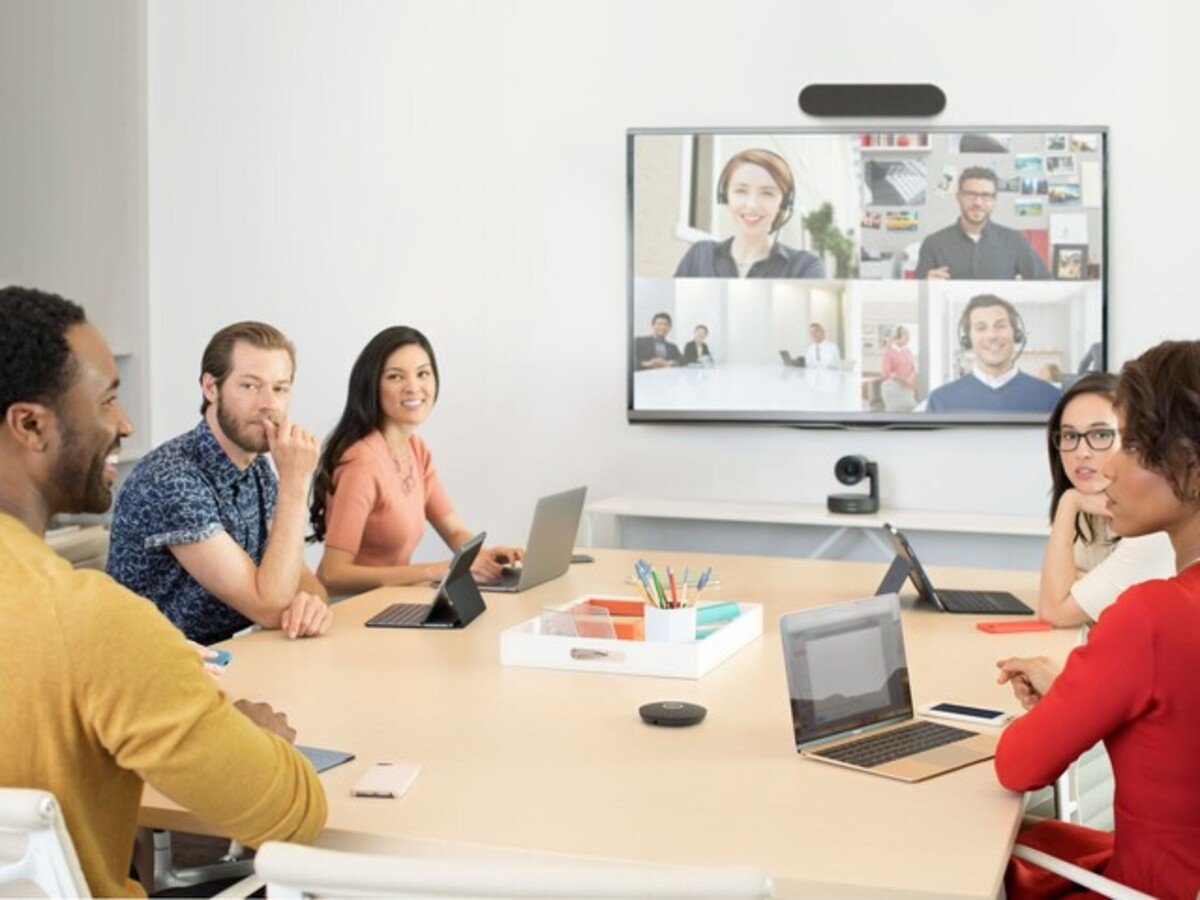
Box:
[626,125,1110,429]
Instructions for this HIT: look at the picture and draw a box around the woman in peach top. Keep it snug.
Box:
[310,327,522,594]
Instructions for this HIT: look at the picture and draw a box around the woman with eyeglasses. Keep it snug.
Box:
[996,342,1200,897]
[1036,372,1174,626]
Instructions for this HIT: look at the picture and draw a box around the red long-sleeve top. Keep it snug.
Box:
[995,566,1200,898]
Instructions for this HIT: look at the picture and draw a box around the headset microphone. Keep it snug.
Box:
[957,297,1027,364]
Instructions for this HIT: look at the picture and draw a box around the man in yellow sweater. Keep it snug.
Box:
[0,287,327,896]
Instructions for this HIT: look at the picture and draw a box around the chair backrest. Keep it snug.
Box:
[1012,844,1153,900]
[0,789,90,898]
[255,842,773,899]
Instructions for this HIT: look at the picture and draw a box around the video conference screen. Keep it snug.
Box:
[627,127,1107,425]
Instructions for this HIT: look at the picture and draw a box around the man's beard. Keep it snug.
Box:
[215,396,271,454]
[53,419,113,515]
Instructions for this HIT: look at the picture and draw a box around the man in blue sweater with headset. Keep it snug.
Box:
[926,294,1060,413]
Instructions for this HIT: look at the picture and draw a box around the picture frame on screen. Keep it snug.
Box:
[627,126,1108,427]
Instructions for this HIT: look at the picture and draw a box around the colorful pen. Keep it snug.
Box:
[634,580,654,607]
[650,570,668,608]
[635,568,660,608]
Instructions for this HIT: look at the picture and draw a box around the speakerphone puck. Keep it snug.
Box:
[639,701,707,727]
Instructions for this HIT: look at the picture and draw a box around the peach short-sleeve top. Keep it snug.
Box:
[323,431,454,567]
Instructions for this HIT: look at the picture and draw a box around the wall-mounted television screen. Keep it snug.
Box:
[627,127,1107,426]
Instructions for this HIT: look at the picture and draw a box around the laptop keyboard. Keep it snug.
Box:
[479,568,520,590]
[813,720,975,768]
[366,603,429,627]
[938,589,1033,615]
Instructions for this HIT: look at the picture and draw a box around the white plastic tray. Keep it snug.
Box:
[499,597,763,679]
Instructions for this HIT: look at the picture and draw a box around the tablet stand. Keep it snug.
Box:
[876,554,913,596]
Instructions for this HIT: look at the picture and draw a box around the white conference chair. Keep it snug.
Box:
[254,841,773,899]
[131,828,255,895]
[1011,843,1153,900]
[0,788,90,898]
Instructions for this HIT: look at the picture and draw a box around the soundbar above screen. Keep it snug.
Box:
[627,127,1107,426]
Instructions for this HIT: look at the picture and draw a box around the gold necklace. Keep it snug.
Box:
[387,444,416,495]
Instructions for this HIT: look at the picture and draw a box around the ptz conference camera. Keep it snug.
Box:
[827,455,880,514]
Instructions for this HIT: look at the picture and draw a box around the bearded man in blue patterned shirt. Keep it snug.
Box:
[108,322,332,644]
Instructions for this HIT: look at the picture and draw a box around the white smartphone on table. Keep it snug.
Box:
[919,701,1014,727]
[351,761,421,798]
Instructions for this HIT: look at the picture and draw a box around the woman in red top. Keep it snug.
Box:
[309,326,522,594]
[995,340,1200,898]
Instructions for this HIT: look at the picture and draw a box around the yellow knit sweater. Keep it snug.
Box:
[0,514,327,896]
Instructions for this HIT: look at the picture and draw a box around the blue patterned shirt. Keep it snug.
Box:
[107,420,278,644]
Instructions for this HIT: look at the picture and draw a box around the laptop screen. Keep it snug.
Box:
[781,595,913,749]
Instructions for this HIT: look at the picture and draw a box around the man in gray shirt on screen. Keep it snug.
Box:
[916,167,1050,280]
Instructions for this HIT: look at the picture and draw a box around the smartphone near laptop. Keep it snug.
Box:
[365,533,486,629]
[477,486,587,593]
[781,594,999,782]
[878,523,1034,615]
[919,701,1013,727]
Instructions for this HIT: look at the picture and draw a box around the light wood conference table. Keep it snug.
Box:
[140,549,1078,898]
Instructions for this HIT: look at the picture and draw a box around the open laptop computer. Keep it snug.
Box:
[780,594,998,782]
[779,350,806,368]
[877,523,1034,615]
[365,533,486,629]
[477,486,587,593]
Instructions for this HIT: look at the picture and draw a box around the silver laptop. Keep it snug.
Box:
[477,486,587,593]
[780,594,997,782]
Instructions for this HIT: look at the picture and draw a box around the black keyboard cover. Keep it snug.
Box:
[937,589,1033,615]
[365,603,430,627]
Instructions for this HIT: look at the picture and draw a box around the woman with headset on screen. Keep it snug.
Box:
[674,148,825,279]
[1036,372,1174,626]
[995,341,1200,898]
[309,326,523,594]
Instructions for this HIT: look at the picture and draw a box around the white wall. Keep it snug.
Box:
[0,0,149,457]
[145,0,1200,563]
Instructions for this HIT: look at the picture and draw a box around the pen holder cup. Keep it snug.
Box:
[644,606,698,644]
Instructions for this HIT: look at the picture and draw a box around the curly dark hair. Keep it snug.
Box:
[1115,341,1200,502]
[0,287,87,418]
